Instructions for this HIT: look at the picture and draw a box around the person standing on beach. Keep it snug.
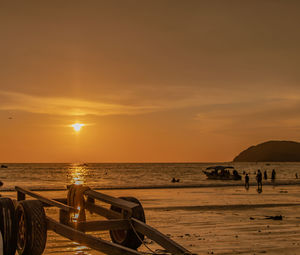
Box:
[256,170,262,189]
[245,173,249,189]
[271,169,276,180]
[264,170,267,180]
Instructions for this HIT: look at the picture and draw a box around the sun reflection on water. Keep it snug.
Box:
[69,164,88,185]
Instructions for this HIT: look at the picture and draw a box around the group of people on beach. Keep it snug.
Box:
[244,169,277,191]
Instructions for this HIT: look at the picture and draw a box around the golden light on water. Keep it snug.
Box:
[71,123,84,132]
[70,165,86,185]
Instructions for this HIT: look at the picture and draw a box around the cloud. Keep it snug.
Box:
[0,88,259,117]
[0,91,160,116]
[194,97,300,137]
[1,85,300,124]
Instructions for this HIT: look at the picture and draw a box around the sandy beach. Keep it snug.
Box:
[4,184,300,255]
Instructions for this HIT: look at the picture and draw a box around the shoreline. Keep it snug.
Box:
[1,180,300,192]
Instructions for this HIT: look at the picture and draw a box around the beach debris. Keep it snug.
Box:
[265,215,283,220]
[279,190,288,193]
[250,215,283,221]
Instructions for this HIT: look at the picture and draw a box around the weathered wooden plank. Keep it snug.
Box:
[85,201,123,219]
[131,218,192,255]
[54,198,68,204]
[76,219,130,232]
[46,217,142,255]
[85,190,138,211]
[15,186,76,212]
[36,198,67,208]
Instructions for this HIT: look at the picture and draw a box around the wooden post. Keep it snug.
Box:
[17,190,25,201]
[76,219,131,232]
[85,190,138,212]
[85,201,123,219]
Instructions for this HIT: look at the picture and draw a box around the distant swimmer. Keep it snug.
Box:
[264,170,268,180]
[245,174,249,190]
[256,170,262,189]
[271,169,276,181]
[171,177,180,183]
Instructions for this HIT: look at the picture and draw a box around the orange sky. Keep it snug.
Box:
[1,1,300,163]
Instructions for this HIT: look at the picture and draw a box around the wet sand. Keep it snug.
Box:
[3,184,300,255]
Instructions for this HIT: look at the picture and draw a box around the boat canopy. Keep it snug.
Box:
[206,166,234,171]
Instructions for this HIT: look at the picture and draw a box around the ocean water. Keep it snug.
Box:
[0,162,300,190]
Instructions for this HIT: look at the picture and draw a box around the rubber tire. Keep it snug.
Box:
[109,196,145,250]
[15,200,47,255]
[0,198,17,255]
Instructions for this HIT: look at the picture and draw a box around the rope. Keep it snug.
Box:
[67,184,90,222]
[129,220,191,255]
[129,220,160,255]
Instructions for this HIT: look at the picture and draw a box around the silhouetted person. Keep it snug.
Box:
[257,186,263,194]
[264,170,268,180]
[271,169,276,181]
[0,180,3,187]
[296,173,298,179]
[245,174,249,189]
[171,177,176,183]
[256,170,262,189]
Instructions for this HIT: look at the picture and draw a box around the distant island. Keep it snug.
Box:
[233,141,300,162]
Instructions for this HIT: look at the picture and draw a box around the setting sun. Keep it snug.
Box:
[71,123,84,132]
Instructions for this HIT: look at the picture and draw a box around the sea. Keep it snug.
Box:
[0,162,300,191]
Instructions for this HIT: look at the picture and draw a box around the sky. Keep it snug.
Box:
[1,0,300,163]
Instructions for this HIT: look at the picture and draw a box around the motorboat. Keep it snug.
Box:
[203,166,242,180]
